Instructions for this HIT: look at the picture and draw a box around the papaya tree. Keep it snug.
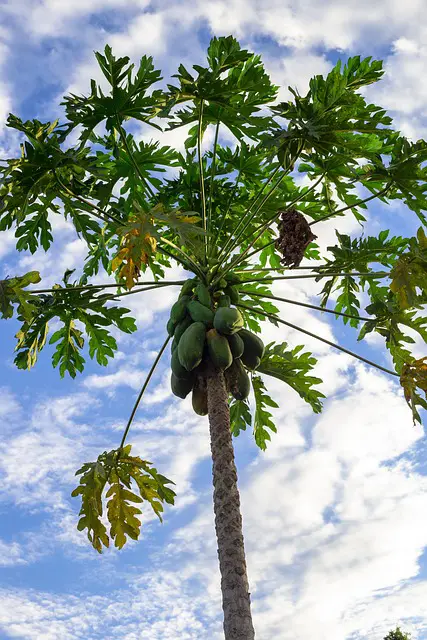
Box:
[1,36,426,639]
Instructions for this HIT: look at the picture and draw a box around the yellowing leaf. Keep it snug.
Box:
[112,214,157,290]
[390,227,427,309]
[400,357,427,424]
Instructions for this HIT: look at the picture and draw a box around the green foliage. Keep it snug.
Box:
[71,444,176,552]
[258,342,325,413]
[62,45,164,141]
[230,399,252,437]
[0,271,41,320]
[252,375,278,451]
[317,230,410,325]
[383,628,411,640]
[390,227,427,309]
[14,272,136,377]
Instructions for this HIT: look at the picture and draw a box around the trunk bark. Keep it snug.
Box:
[206,366,255,640]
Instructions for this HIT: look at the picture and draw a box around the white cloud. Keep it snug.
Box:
[0,539,25,567]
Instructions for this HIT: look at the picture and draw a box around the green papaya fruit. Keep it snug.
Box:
[170,296,190,325]
[187,300,214,325]
[171,372,193,399]
[227,332,244,358]
[224,285,239,305]
[178,321,206,371]
[207,328,233,370]
[225,358,250,400]
[173,316,192,344]
[179,278,196,298]
[167,318,176,337]
[225,272,241,284]
[239,328,264,370]
[195,282,211,307]
[192,378,208,416]
[171,337,178,352]
[171,348,192,380]
[217,294,231,308]
[213,306,244,335]
[219,278,228,289]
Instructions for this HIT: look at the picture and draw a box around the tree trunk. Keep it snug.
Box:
[206,366,255,640]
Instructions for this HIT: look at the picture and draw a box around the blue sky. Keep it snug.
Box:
[1,1,427,639]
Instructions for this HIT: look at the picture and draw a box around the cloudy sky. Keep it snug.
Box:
[0,1,427,639]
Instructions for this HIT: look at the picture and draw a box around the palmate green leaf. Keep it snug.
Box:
[160,35,278,147]
[13,278,137,376]
[358,293,427,373]
[230,399,252,437]
[0,271,41,320]
[317,230,410,325]
[72,445,176,552]
[0,115,107,253]
[258,342,325,413]
[390,227,427,309]
[262,56,391,176]
[62,45,164,141]
[399,358,427,425]
[252,375,278,451]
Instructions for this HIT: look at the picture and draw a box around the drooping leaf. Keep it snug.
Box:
[400,358,427,425]
[0,271,41,320]
[230,399,252,438]
[72,445,176,552]
[252,375,278,451]
[389,227,427,309]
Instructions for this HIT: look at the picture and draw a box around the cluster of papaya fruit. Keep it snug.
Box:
[167,275,264,416]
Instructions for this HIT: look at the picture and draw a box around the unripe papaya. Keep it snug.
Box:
[171,372,193,399]
[170,296,190,325]
[225,272,241,284]
[173,316,192,344]
[227,332,244,358]
[207,329,233,370]
[171,348,192,380]
[171,337,178,352]
[239,328,264,370]
[195,282,211,308]
[192,378,208,416]
[179,278,196,298]
[178,322,206,371]
[225,359,250,400]
[213,306,244,335]
[217,294,231,308]
[187,300,214,325]
[167,318,176,337]
[224,285,239,305]
[219,278,228,289]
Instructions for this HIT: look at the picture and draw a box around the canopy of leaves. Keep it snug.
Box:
[0,36,426,538]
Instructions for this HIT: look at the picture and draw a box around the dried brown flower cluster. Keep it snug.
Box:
[275,209,317,268]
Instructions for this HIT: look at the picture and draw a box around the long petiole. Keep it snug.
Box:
[118,335,170,452]
[29,280,186,295]
[245,291,372,322]
[116,117,157,201]
[237,302,398,377]
[309,183,392,226]
[197,99,208,262]
[54,170,123,227]
[217,164,282,263]
[160,238,205,280]
[240,271,390,283]
[207,117,221,241]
